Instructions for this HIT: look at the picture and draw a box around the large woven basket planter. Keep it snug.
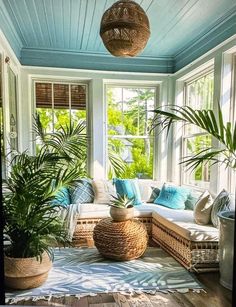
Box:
[93,218,148,261]
[4,252,52,290]
[110,206,134,222]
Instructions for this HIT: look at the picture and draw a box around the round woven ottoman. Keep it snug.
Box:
[93,218,148,261]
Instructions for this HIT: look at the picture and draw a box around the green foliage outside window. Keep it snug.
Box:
[107,87,155,179]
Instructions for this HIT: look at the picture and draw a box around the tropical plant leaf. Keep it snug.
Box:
[152,103,236,171]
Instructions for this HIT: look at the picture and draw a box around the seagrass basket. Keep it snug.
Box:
[93,218,148,260]
[4,252,52,290]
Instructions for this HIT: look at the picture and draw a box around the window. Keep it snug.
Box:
[106,85,156,179]
[35,82,87,133]
[34,81,88,169]
[182,71,214,188]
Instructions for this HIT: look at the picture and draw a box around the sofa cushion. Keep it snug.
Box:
[77,203,110,219]
[211,189,232,228]
[147,187,161,203]
[194,190,213,225]
[92,180,115,204]
[77,203,154,219]
[113,178,142,206]
[184,190,202,210]
[154,183,189,209]
[51,187,71,207]
[70,179,94,204]
[137,180,162,202]
[152,208,218,241]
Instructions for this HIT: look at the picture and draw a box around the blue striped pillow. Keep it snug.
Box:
[113,178,142,206]
[70,179,94,204]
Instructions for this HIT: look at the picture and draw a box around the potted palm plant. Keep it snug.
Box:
[109,194,134,221]
[3,117,87,290]
[152,103,235,290]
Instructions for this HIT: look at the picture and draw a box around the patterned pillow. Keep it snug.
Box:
[70,179,94,204]
[92,180,116,204]
[147,187,160,203]
[194,190,213,225]
[51,187,71,207]
[211,189,231,228]
[113,178,142,206]
[154,183,189,209]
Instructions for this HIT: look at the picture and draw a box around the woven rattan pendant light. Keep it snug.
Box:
[100,0,150,57]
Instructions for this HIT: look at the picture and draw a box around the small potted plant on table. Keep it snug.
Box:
[109,194,134,222]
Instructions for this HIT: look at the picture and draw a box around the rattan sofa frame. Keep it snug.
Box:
[72,215,219,273]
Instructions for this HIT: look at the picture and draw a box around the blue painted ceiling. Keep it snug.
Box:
[0,0,236,73]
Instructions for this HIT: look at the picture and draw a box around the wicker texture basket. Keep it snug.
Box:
[93,218,148,260]
[4,252,52,290]
[100,0,150,57]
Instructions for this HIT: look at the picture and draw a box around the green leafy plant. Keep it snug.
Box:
[152,103,236,171]
[3,116,88,259]
[33,113,88,176]
[109,194,134,208]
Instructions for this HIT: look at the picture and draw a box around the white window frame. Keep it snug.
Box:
[181,68,214,189]
[105,84,158,179]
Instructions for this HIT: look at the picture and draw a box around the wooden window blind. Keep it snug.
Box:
[35,82,86,110]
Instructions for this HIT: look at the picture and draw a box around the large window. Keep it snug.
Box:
[106,85,156,179]
[182,70,214,188]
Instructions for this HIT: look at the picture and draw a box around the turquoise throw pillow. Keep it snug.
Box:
[113,178,142,206]
[154,184,189,209]
[185,194,198,210]
[70,179,94,204]
[51,187,71,207]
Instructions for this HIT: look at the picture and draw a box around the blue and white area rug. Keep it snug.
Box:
[5,247,203,303]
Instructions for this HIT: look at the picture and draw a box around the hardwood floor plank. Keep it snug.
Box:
[113,293,131,307]
[147,293,183,307]
[126,294,153,307]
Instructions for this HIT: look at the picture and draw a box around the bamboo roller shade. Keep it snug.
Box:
[35,83,86,110]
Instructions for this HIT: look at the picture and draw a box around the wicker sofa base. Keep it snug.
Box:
[72,216,219,272]
[152,218,219,272]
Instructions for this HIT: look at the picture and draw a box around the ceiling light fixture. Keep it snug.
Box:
[100,0,150,57]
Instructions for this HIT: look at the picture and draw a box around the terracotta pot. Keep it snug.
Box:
[4,252,52,290]
[110,206,134,222]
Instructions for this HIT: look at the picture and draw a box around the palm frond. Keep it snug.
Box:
[108,147,126,178]
[152,103,236,170]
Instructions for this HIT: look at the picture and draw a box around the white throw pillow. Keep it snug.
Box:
[92,180,116,204]
[194,190,213,225]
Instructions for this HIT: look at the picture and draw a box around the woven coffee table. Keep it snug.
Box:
[93,218,148,261]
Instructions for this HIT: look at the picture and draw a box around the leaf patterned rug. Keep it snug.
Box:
[5,247,203,303]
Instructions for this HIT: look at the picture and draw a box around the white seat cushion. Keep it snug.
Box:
[77,203,154,219]
[77,203,110,219]
[152,206,218,242]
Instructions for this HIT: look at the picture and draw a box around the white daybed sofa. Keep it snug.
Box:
[65,180,219,272]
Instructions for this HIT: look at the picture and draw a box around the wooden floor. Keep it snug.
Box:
[9,240,232,307]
